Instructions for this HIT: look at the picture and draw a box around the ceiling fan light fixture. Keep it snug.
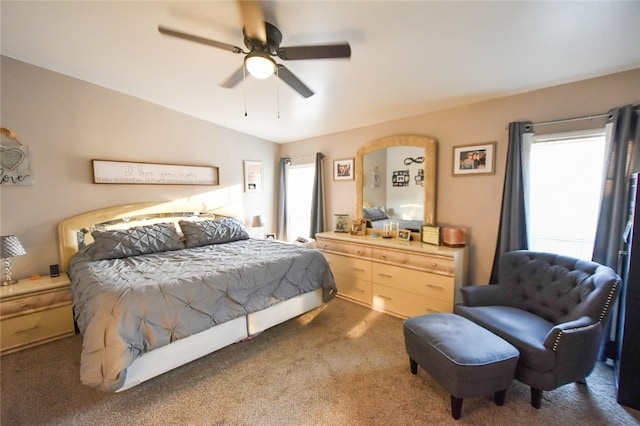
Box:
[245,53,275,79]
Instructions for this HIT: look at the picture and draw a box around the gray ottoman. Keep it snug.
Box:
[403,313,519,420]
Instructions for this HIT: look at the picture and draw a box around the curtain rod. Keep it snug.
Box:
[531,112,611,128]
[289,155,316,164]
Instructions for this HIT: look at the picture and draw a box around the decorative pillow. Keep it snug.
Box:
[363,206,389,221]
[179,217,250,248]
[86,222,185,261]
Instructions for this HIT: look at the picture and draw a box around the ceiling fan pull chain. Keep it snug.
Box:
[243,65,248,117]
[276,66,280,119]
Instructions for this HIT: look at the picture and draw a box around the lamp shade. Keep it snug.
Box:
[252,215,266,228]
[1,235,26,258]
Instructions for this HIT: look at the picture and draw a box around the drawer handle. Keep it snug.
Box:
[15,325,40,334]
[20,303,31,309]
[425,308,438,314]
[354,288,365,292]
[377,295,392,301]
[377,273,393,278]
[354,268,366,272]
[432,263,437,267]
[425,284,444,291]
[382,254,387,258]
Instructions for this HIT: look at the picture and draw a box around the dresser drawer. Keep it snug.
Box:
[323,252,372,281]
[0,288,72,319]
[372,284,453,318]
[333,272,371,304]
[1,305,75,353]
[372,263,454,303]
[317,239,371,259]
[371,248,454,276]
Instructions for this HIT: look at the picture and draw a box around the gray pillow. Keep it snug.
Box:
[179,217,250,248]
[363,207,389,221]
[87,222,185,261]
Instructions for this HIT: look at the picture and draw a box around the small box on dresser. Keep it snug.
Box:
[1,273,75,355]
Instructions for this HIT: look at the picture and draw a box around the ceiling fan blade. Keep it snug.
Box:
[277,43,351,60]
[238,0,266,43]
[277,64,314,98]
[221,66,245,88]
[158,26,244,54]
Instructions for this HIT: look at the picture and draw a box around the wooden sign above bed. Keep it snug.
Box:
[92,159,219,185]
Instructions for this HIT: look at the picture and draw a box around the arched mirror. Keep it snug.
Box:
[356,135,437,235]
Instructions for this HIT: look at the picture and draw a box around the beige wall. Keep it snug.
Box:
[280,68,640,285]
[1,57,278,280]
[2,55,639,285]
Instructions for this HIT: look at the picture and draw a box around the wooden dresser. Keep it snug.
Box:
[0,273,75,355]
[315,231,468,319]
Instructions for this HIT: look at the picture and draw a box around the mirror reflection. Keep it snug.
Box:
[356,135,437,233]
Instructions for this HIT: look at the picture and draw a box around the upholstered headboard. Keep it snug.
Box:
[57,200,239,271]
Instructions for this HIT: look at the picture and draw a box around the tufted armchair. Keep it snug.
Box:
[454,250,620,408]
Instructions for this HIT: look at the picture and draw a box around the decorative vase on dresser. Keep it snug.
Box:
[315,231,468,318]
[0,273,75,355]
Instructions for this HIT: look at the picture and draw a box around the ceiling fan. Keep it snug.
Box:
[158,1,351,98]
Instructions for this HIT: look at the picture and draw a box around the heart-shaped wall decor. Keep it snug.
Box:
[0,147,25,171]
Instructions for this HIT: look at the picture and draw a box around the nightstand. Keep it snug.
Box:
[0,273,75,355]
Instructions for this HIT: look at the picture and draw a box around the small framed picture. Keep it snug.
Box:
[334,158,354,181]
[452,142,496,176]
[335,214,350,233]
[350,219,367,236]
[265,233,276,240]
[244,160,263,191]
[421,225,441,245]
[397,229,411,241]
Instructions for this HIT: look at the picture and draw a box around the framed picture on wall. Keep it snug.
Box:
[452,142,496,176]
[334,158,354,180]
[244,160,263,192]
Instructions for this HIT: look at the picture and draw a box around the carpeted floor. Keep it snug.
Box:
[1,298,639,425]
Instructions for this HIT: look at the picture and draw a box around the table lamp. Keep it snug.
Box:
[1,235,26,286]
[252,215,266,238]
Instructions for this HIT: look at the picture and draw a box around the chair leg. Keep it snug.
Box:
[409,357,418,374]
[451,395,463,420]
[531,387,542,409]
[494,389,507,406]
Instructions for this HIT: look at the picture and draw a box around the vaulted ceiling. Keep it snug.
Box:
[2,1,639,143]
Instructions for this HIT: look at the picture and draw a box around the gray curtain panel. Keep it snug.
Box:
[490,121,532,283]
[593,104,640,268]
[277,158,291,241]
[309,152,325,238]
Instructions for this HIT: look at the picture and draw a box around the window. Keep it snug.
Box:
[526,129,606,260]
[286,162,315,242]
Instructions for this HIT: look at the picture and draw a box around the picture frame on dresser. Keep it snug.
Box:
[334,214,350,233]
[350,219,367,236]
[397,229,411,241]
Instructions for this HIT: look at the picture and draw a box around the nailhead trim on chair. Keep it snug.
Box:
[599,281,619,322]
[552,322,601,352]
[552,331,563,351]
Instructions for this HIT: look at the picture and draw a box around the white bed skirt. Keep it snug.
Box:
[116,288,324,392]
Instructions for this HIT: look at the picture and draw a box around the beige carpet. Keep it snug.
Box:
[2,298,639,426]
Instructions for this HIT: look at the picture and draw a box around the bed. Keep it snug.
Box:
[58,201,337,392]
